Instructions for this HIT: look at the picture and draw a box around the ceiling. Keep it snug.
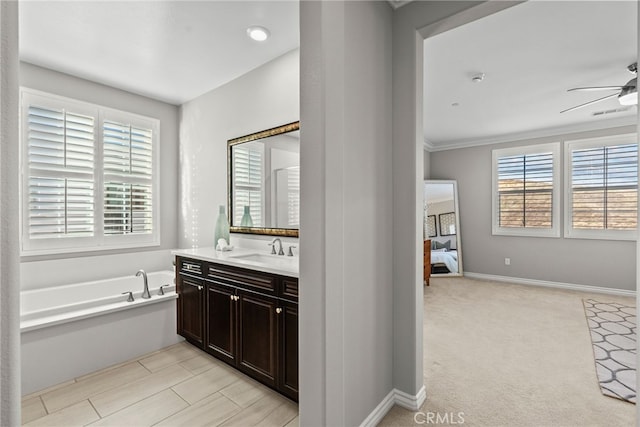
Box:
[19,1,299,105]
[424,1,638,150]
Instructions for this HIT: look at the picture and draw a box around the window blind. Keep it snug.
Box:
[287,167,300,227]
[27,105,95,239]
[571,143,637,230]
[103,120,153,235]
[497,152,554,228]
[233,146,263,227]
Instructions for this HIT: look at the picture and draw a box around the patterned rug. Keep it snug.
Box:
[583,299,636,404]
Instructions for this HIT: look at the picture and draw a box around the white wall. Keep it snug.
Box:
[430,125,637,291]
[178,49,299,251]
[19,63,180,290]
[300,1,393,424]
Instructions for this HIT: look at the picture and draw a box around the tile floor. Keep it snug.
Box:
[22,342,299,426]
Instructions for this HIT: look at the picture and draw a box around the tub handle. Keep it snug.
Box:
[158,285,169,296]
[122,291,134,302]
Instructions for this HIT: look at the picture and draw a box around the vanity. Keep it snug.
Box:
[173,122,300,401]
[173,248,298,402]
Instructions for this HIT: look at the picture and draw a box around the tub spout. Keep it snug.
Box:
[136,270,151,299]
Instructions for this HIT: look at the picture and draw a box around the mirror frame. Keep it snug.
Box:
[424,179,463,276]
[227,121,300,237]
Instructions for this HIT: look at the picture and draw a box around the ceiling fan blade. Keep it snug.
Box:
[568,86,624,92]
[560,93,620,114]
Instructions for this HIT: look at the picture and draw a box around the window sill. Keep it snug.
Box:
[20,239,161,260]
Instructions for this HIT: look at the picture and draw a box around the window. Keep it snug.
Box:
[21,89,160,255]
[232,145,263,227]
[492,143,561,237]
[565,134,637,240]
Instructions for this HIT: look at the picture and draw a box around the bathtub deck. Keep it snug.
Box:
[21,342,299,426]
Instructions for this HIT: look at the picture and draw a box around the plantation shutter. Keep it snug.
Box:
[497,152,554,228]
[27,105,95,239]
[287,167,300,227]
[103,121,153,235]
[233,146,263,226]
[571,143,637,230]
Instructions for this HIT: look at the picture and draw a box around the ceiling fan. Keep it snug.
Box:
[560,62,637,114]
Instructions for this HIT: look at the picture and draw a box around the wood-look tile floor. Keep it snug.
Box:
[21,342,299,427]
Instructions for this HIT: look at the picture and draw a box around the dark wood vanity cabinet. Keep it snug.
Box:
[205,282,237,365]
[175,256,298,402]
[236,289,279,388]
[176,260,205,347]
[279,299,298,398]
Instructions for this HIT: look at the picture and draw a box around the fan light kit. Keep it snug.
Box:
[561,62,638,113]
[246,26,270,42]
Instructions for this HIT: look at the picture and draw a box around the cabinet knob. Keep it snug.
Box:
[235,295,239,301]
[197,285,203,291]
[276,307,282,314]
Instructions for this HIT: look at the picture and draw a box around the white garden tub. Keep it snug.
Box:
[21,270,183,395]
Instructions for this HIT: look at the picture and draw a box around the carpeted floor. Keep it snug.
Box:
[379,277,636,427]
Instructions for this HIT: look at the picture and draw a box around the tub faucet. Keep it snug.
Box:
[136,270,151,299]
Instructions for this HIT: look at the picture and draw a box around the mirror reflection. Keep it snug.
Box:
[424,180,463,276]
[228,122,299,237]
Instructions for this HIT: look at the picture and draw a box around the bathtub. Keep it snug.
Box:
[21,270,183,395]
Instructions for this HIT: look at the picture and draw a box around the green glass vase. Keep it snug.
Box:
[240,205,254,227]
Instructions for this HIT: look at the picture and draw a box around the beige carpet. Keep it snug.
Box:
[379,277,636,427]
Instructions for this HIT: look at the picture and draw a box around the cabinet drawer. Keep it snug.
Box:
[178,257,204,277]
[280,278,298,302]
[207,264,277,295]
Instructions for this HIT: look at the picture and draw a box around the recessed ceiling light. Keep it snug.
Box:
[471,73,485,83]
[247,26,270,42]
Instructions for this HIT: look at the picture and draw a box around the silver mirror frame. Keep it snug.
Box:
[424,179,463,276]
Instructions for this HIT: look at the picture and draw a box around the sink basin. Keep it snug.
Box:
[229,253,289,264]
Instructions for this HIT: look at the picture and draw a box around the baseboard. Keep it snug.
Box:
[359,389,396,427]
[394,385,427,411]
[360,386,427,427]
[465,272,636,297]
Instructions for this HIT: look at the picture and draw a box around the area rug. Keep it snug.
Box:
[583,299,636,404]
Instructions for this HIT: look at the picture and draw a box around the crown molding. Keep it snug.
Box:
[425,115,637,152]
[387,0,413,10]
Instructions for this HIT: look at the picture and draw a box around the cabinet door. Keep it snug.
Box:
[279,299,298,401]
[205,282,237,364]
[177,274,204,346]
[237,290,278,387]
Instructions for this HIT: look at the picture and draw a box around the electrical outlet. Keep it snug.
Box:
[505,258,511,266]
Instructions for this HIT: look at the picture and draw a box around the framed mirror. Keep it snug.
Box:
[424,180,463,276]
[228,121,300,237]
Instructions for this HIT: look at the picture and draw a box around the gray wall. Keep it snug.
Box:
[178,49,299,250]
[19,63,180,290]
[1,1,21,422]
[392,0,505,402]
[300,1,393,425]
[430,125,637,291]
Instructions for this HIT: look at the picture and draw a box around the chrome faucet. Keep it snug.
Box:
[269,238,285,256]
[136,269,151,299]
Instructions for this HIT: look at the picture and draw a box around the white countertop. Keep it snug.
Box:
[172,247,299,278]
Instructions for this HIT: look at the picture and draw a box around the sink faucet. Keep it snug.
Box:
[269,238,285,256]
[136,269,151,299]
